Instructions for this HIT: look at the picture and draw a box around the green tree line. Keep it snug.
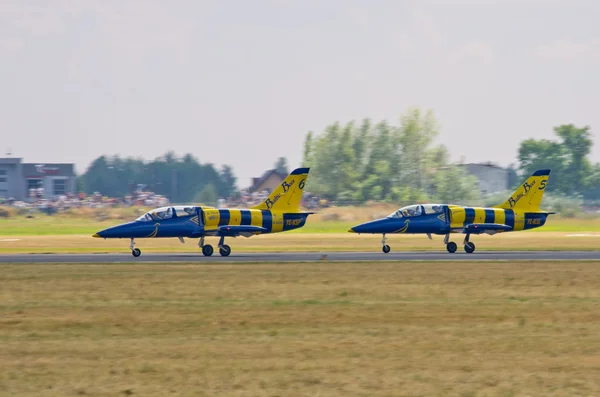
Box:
[78,111,598,208]
[302,108,481,205]
[81,152,237,203]
[303,108,599,205]
[517,124,600,200]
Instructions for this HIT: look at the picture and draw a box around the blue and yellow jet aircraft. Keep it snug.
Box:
[349,170,554,253]
[93,168,312,257]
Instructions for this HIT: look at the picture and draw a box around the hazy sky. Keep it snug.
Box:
[1,0,598,187]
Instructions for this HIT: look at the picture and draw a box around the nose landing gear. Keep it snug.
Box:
[381,233,391,253]
[130,238,141,257]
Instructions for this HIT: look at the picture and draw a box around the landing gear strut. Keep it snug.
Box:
[463,234,475,254]
[130,238,141,257]
[381,233,391,254]
[199,237,214,257]
[218,236,231,257]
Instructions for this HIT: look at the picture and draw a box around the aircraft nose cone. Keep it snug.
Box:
[349,223,370,234]
[93,227,113,238]
[93,222,137,239]
[349,218,396,234]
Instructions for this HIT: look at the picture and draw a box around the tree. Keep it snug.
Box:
[352,118,371,176]
[583,163,600,201]
[81,152,237,203]
[517,124,594,195]
[432,166,481,205]
[362,121,394,200]
[302,132,313,167]
[398,108,440,190]
[304,122,342,200]
[82,156,110,194]
[274,157,289,175]
[194,184,218,206]
[335,122,358,200]
[218,165,237,198]
[517,138,567,193]
[554,124,593,194]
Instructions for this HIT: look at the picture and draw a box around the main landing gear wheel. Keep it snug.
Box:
[219,244,231,257]
[202,244,214,257]
[446,242,457,253]
[132,248,141,257]
[464,242,476,254]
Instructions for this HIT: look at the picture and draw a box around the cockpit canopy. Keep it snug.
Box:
[387,204,444,219]
[135,206,197,222]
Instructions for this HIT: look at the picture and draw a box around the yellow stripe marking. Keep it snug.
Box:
[494,208,506,225]
[271,212,284,233]
[514,211,524,231]
[250,210,263,227]
[449,206,465,228]
[228,209,241,226]
[473,208,486,223]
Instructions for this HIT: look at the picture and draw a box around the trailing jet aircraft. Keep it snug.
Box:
[348,170,554,253]
[93,168,312,257]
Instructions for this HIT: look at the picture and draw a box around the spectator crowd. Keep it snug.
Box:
[0,184,331,215]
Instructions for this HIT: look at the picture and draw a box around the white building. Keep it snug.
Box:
[458,163,510,196]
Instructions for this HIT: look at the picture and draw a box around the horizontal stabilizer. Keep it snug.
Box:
[463,223,512,235]
[217,225,268,237]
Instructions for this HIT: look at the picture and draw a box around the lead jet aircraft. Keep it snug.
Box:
[349,169,553,253]
[93,168,312,257]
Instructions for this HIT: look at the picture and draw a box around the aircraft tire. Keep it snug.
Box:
[446,242,457,253]
[202,244,214,257]
[382,244,391,254]
[219,244,231,257]
[464,242,475,254]
[132,248,141,257]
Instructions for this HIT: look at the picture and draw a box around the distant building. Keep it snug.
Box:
[457,162,510,196]
[248,169,287,193]
[0,158,76,201]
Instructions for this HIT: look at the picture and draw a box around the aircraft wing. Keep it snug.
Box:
[202,225,269,238]
[462,223,512,235]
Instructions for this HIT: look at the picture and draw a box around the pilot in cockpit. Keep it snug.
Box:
[404,205,422,217]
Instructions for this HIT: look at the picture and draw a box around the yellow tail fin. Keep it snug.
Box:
[251,168,310,212]
[495,169,551,211]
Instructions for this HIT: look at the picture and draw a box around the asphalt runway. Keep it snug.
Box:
[1,251,599,263]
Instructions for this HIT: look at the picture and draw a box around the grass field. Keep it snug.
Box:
[1,232,600,254]
[3,261,600,396]
[1,206,599,254]
[1,206,600,236]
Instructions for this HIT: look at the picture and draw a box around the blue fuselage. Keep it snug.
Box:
[349,205,550,235]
